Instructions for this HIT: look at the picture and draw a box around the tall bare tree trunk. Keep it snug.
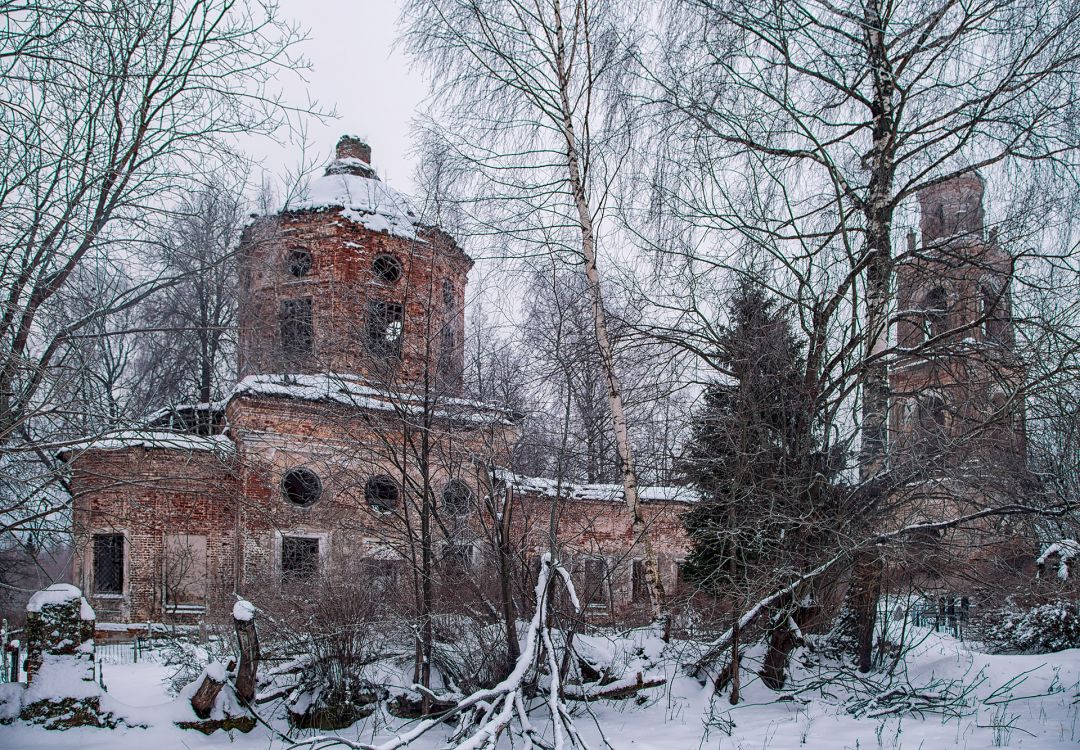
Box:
[851,0,896,673]
[551,0,665,619]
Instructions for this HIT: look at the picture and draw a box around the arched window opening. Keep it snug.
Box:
[918,393,948,432]
[441,479,472,516]
[980,283,1006,340]
[442,279,454,307]
[287,248,313,277]
[282,468,322,507]
[366,475,399,512]
[366,301,404,358]
[373,254,403,284]
[924,286,949,338]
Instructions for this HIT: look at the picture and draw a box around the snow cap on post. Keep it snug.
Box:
[232,599,256,622]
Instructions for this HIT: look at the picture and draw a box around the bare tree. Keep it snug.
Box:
[403,0,668,615]
[0,0,318,538]
[633,0,1080,670]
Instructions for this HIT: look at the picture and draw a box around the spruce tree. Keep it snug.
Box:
[682,278,838,597]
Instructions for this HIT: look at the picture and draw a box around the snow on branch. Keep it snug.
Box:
[288,553,596,750]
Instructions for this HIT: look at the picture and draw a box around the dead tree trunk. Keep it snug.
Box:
[233,604,259,704]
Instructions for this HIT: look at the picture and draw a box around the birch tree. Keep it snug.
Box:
[403,0,668,614]
[640,0,1080,670]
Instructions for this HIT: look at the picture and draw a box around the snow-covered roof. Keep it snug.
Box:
[499,470,699,505]
[285,160,418,239]
[61,430,235,457]
[232,373,518,427]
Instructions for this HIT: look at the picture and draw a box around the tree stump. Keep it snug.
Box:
[190,663,226,719]
[232,600,259,704]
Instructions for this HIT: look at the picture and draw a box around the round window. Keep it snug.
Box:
[282,468,322,507]
[373,254,403,284]
[287,248,313,277]
[366,475,399,512]
[442,480,472,516]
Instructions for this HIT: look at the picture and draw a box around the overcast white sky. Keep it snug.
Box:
[251,1,427,195]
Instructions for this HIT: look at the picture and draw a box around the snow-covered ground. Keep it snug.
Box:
[2,624,1077,749]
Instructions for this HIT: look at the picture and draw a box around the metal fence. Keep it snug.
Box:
[96,638,151,665]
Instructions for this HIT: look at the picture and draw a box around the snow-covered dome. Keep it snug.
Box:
[285,136,418,240]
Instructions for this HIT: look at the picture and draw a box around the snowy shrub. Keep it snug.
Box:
[157,623,236,695]
[977,599,1080,654]
[256,570,399,729]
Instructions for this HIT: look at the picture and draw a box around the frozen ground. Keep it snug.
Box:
[1,624,1077,749]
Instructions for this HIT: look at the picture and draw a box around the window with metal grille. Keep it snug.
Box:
[631,559,649,603]
[281,536,319,581]
[373,254,403,284]
[287,248,313,277]
[366,301,404,358]
[581,557,608,607]
[93,533,124,595]
[280,298,313,356]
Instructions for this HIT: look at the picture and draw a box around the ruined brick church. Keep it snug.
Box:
[65,138,1025,628]
[66,137,693,627]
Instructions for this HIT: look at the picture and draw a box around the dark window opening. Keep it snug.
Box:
[581,557,608,607]
[631,559,649,603]
[280,298,313,356]
[441,479,472,516]
[442,279,454,306]
[438,326,456,378]
[93,533,124,595]
[366,301,404,358]
[366,475,399,512]
[919,394,948,431]
[373,254,403,284]
[980,284,1006,340]
[287,248,313,277]
[281,536,319,581]
[924,286,949,338]
[282,468,322,507]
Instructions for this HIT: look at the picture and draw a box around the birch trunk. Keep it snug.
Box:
[551,0,665,618]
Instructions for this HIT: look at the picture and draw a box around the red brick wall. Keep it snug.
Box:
[69,447,239,623]
[510,490,692,618]
[237,212,471,394]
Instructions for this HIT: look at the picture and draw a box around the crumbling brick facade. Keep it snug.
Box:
[66,136,695,627]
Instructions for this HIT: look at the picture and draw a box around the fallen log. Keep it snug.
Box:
[562,672,666,701]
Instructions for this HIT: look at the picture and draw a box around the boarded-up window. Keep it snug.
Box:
[366,301,404,357]
[280,298,313,356]
[631,559,649,603]
[93,533,124,595]
[164,534,207,607]
[281,536,319,581]
[581,557,608,607]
